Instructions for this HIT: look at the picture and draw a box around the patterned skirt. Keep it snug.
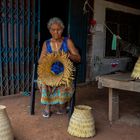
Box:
[37,79,74,105]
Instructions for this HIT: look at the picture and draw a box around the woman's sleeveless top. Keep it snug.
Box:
[46,37,69,53]
[46,37,69,75]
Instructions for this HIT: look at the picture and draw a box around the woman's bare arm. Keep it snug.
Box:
[38,41,47,64]
[67,38,81,63]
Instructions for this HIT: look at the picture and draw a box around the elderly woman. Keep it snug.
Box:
[38,17,81,118]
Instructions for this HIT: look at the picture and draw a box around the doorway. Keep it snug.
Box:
[40,0,88,83]
[40,0,69,46]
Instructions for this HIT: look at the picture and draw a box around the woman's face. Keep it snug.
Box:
[49,23,63,40]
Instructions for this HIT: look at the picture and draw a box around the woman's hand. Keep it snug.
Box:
[68,52,81,63]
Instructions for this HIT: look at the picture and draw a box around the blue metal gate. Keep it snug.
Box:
[0,0,40,96]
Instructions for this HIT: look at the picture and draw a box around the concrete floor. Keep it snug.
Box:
[0,83,140,140]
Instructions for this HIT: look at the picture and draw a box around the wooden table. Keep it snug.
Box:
[96,73,140,123]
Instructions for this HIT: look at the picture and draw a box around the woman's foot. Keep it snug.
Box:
[42,105,51,118]
[42,110,50,118]
[56,104,66,115]
[56,109,66,115]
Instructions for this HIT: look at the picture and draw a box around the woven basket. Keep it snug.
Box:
[67,105,96,138]
[131,57,140,79]
[0,105,14,140]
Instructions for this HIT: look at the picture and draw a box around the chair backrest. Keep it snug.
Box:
[30,45,41,115]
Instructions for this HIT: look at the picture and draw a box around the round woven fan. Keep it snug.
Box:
[37,51,75,87]
[131,57,140,79]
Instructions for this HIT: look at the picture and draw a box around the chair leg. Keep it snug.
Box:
[30,64,36,115]
[30,82,36,115]
[68,73,77,119]
[68,92,75,118]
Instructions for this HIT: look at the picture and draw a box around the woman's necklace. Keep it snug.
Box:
[51,38,62,53]
[55,42,59,52]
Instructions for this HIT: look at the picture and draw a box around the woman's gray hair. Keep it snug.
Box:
[47,17,65,30]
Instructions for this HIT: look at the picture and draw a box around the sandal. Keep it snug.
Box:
[56,109,66,115]
[42,110,50,118]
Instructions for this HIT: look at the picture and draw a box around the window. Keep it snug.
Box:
[105,9,140,57]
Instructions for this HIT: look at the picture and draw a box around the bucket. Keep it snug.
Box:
[0,105,14,140]
[67,105,96,138]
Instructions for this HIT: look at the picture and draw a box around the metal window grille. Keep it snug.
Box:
[0,0,40,96]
